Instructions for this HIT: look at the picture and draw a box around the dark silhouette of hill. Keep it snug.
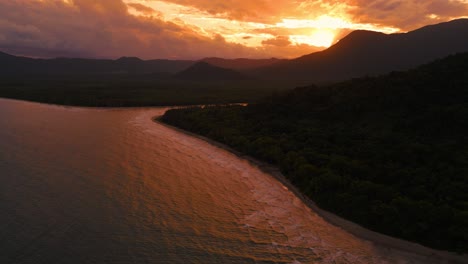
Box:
[254,19,468,82]
[175,61,251,81]
[0,51,15,59]
[201,57,284,71]
[0,52,194,75]
[162,52,468,253]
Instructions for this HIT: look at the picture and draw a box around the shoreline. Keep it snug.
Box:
[0,97,247,111]
[154,115,468,264]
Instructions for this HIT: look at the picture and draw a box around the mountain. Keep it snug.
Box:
[0,51,16,59]
[253,19,468,83]
[201,57,284,71]
[0,53,195,75]
[175,61,251,81]
[2,19,466,79]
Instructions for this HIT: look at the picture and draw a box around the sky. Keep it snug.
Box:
[0,0,467,59]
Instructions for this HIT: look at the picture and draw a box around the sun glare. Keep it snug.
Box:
[290,28,336,48]
[278,16,351,29]
[310,29,336,47]
[123,0,402,57]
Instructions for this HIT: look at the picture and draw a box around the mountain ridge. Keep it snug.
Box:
[0,53,195,75]
[201,57,285,71]
[253,19,468,83]
[1,19,467,79]
[175,61,251,81]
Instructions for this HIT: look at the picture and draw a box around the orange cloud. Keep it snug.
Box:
[0,0,466,59]
[148,0,285,23]
[127,3,160,15]
[0,0,261,59]
[262,36,291,47]
[345,0,468,29]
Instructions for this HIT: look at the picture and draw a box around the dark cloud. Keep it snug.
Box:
[0,0,270,59]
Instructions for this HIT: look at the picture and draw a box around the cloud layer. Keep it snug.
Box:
[347,0,468,28]
[0,0,466,59]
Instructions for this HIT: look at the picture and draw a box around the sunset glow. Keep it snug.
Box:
[291,29,336,48]
[0,0,467,59]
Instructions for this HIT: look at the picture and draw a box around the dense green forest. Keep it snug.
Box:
[0,75,300,106]
[162,53,468,252]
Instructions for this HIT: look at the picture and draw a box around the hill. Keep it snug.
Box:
[0,52,194,75]
[201,57,284,71]
[254,19,468,83]
[162,53,468,252]
[175,61,251,81]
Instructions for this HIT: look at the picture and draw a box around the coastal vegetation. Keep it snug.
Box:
[0,75,298,106]
[162,53,468,252]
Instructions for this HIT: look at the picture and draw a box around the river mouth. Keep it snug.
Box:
[0,98,464,264]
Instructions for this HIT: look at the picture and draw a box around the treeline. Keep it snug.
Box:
[162,53,468,252]
[0,74,295,107]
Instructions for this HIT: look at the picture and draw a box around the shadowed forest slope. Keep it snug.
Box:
[201,57,284,71]
[175,62,251,81]
[162,53,468,252]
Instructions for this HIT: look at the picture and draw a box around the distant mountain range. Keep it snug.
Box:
[201,57,284,71]
[0,52,193,75]
[175,61,251,81]
[1,19,467,82]
[253,19,468,82]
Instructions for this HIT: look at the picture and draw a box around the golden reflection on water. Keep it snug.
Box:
[0,99,441,263]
